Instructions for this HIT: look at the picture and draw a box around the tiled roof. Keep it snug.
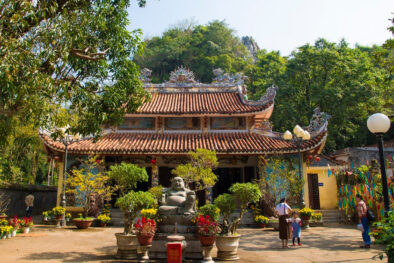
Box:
[40,132,326,155]
[135,92,272,115]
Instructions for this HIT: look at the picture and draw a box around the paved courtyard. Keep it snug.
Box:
[0,223,387,263]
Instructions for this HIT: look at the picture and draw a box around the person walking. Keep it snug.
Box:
[275,197,292,248]
[356,194,371,248]
[25,192,34,217]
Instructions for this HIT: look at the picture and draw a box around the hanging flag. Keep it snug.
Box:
[389,154,392,162]
[366,159,369,166]
[351,162,354,169]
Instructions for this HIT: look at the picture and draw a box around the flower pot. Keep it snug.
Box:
[199,235,216,246]
[115,233,139,259]
[56,215,63,220]
[137,233,155,246]
[44,217,48,221]
[73,219,94,229]
[257,223,267,228]
[302,219,311,229]
[216,235,241,261]
[12,230,17,237]
[23,227,30,234]
[7,234,11,238]
[99,222,107,227]
[0,215,7,220]
[301,215,311,221]
[2,235,6,239]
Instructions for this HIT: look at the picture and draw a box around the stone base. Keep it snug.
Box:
[149,233,203,259]
[116,248,138,260]
[217,251,239,261]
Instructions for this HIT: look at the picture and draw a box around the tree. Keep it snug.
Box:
[134,20,251,83]
[66,156,115,216]
[107,162,149,197]
[171,148,218,192]
[0,0,148,146]
[256,156,302,216]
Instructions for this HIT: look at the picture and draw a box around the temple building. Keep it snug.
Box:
[40,67,329,207]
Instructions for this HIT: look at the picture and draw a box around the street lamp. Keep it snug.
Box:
[367,113,391,216]
[58,129,80,227]
[283,125,311,208]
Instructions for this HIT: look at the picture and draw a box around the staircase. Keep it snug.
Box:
[316,209,341,224]
[110,208,124,227]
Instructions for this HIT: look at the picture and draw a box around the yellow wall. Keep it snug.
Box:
[305,166,339,210]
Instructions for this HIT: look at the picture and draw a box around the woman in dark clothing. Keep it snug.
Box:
[275,198,292,248]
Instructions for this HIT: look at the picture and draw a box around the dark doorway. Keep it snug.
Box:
[212,168,242,199]
[159,166,172,188]
[308,174,320,210]
[137,167,152,191]
[244,166,255,183]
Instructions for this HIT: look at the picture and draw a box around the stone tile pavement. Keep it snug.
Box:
[0,224,387,263]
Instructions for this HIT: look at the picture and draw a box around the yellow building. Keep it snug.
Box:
[304,155,345,210]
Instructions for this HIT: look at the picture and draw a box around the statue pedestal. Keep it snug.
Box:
[138,245,151,263]
[149,233,203,259]
[201,245,214,263]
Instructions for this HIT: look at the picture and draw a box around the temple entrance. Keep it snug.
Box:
[212,168,242,198]
[308,173,320,210]
[158,166,172,188]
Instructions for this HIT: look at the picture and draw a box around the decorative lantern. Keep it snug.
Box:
[307,155,313,160]
[315,157,321,162]
[151,159,157,165]
[53,156,60,161]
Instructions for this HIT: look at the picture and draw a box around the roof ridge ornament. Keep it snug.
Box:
[168,66,196,84]
[306,107,331,135]
[212,68,247,85]
[140,68,152,83]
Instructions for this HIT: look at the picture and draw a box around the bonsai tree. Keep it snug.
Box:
[172,148,218,192]
[66,156,115,217]
[107,162,149,197]
[214,183,262,235]
[115,191,155,235]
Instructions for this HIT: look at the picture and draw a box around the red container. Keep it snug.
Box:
[199,235,216,246]
[137,234,154,246]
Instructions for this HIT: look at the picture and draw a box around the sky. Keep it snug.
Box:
[127,0,393,56]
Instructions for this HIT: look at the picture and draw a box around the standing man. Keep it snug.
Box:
[25,192,34,217]
[356,194,371,248]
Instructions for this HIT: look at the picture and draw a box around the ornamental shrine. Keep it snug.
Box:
[40,67,329,206]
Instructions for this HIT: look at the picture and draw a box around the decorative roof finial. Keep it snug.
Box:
[212,69,247,84]
[168,66,196,84]
[140,68,152,83]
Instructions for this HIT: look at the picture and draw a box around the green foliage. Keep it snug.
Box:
[172,148,218,191]
[229,183,262,210]
[198,204,220,222]
[66,156,115,216]
[115,191,155,234]
[373,211,394,261]
[257,156,302,213]
[107,162,149,196]
[214,194,236,217]
[135,20,251,83]
[0,0,148,146]
[148,185,163,205]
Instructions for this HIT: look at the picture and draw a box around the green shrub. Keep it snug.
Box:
[198,204,220,221]
[373,211,393,261]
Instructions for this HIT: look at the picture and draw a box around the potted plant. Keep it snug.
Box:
[115,191,155,259]
[52,206,66,220]
[299,208,313,229]
[134,216,157,245]
[66,157,116,229]
[20,217,33,234]
[107,162,149,259]
[214,183,262,261]
[196,215,220,246]
[9,216,19,236]
[42,211,49,222]
[65,213,72,223]
[254,215,269,228]
[97,214,111,227]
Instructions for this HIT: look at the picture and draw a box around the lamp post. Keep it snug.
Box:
[367,113,391,216]
[59,130,80,227]
[283,125,311,208]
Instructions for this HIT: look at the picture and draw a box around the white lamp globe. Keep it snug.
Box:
[293,125,303,137]
[283,130,293,140]
[367,113,391,134]
[303,130,311,140]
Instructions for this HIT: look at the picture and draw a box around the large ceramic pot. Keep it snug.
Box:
[137,233,155,246]
[115,233,139,259]
[257,223,266,228]
[199,235,216,246]
[216,235,241,261]
[73,219,94,229]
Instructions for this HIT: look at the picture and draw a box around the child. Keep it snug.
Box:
[291,211,302,246]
